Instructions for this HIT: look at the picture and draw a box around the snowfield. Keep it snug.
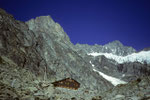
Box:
[93,68,127,86]
[88,51,150,86]
[89,61,127,86]
[88,51,150,64]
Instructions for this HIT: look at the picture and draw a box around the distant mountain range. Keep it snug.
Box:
[0,8,150,100]
[75,40,136,56]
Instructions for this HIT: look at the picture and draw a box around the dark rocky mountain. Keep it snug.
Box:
[0,8,150,100]
[0,8,113,100]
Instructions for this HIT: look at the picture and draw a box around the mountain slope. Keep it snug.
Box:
[0,8,113,100]
[101,76,150,100]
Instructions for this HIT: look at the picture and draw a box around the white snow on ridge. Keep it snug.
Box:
[89,61,95,67]
[88,51,150,64]
[89,61,127,86]
[93,68,127,86]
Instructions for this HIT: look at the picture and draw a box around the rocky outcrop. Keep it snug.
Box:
[117,62,150,81]
[101,76,150,100]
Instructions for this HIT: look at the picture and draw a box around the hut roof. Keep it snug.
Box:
[51,78,80,90]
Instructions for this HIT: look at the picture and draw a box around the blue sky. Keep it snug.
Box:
[0,0,150,50]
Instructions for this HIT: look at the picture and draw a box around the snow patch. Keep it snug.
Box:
[122,74,125,77]
[88,51,150,64]
[89,61,127,86]
[93,68,127,86]
[89,61,95,67]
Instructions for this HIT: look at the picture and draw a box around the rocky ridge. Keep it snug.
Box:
[75,40,136,56]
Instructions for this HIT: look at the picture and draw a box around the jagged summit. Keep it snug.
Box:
[75,40,136,56]
[25,15,74,49]
[26,16,55,30]
[104,40,123,47]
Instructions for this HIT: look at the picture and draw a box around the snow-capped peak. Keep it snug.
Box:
[88,51,150,64]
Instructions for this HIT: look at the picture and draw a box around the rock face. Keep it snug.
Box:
[0,8,113,99]
[90,55,150,82]
[25,13,113,92]
[0,8,150,100]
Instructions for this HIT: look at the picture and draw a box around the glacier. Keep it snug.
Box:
[88,51,150,64]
